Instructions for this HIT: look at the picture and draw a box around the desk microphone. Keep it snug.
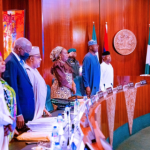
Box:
[72,124,75,133]
[104,84,105,90]
[111,83,113,87]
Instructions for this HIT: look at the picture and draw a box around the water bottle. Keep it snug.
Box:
[53,142,62,150]
[64,105,71,146]
[51,126,59,149]
[64,105,70,123]
[74,98,79,115]
[57,113,64,135]
[83,96,87,101]
[57,113,63,123]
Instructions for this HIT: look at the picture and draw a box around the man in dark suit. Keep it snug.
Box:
[3,37,35,129]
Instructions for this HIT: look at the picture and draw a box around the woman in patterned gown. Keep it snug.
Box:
[0,53,17,150]
[50,46,76,99]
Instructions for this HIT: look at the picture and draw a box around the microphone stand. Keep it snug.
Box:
[67,110,70,146]
[111,83,113,88]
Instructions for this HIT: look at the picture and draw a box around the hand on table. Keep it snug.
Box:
[43,108,52,117]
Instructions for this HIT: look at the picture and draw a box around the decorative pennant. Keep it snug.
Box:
[106,94,116,146]
[124,88,137,134]
[95,104,101,130]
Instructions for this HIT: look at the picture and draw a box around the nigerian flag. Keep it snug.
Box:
[145,27,150,74]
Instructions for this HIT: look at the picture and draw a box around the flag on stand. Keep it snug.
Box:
[145,26,150,74]
[92,22,99,61]
[103,22,109,52]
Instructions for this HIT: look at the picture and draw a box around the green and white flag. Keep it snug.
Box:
[92,22,99,61]
[145,27,150,74]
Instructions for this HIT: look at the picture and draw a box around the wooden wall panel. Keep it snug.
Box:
[70,0,100,64]
[2,0,43,72]
[42,0,71,85]
[42,0,100,85]
[123,0,149,76]
[100,0,125,76]
[100,0,149,77]
[1,0,150,85]
[42,0,150,85]
[28,0,42,73]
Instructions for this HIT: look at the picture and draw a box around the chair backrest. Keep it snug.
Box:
[73,76,84,96]
[45,85,54,112]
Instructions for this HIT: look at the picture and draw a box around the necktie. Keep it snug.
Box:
[20,59,28,75]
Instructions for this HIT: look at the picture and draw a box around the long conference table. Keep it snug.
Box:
[9,76,150,150]
[80,76,150,150]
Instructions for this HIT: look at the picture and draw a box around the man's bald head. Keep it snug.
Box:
[14,37,32,57]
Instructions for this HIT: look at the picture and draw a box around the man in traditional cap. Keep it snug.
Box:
[25,46,52,120]
[82,40,100,97]
[100,51,114,91]
[67,48,80,78]
[3,37,35,129]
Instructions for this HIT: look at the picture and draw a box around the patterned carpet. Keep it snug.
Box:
[116,126,150,150]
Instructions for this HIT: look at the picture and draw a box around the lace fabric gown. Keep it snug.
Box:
[51,73,72,99]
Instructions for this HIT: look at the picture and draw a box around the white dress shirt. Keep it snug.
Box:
[100,62,114,91]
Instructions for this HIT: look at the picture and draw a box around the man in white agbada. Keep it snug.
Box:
[25,46,51,120]
[0,82,13,150]
[100,51,114,91]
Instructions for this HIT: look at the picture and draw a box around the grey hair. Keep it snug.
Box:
[14,37,32,50]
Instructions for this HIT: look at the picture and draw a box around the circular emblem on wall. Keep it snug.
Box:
[114,29,137,55]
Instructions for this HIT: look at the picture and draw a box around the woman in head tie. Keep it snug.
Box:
[50,46,76,99]
[0,52,18,150]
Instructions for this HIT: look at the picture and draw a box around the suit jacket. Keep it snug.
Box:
[3,52,35,123]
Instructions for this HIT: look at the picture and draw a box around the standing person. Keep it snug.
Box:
[0,53,17,150]
[50,46,76,99]
[100,51,114,91]
[3,37,35,129]
[25,46,51,120]
[67,48,80,79]
[82,40,100,97]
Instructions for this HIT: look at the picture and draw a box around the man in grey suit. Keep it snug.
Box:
[3,37,35,129]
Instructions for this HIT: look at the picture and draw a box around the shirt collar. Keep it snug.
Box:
[12,51,21,62]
